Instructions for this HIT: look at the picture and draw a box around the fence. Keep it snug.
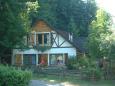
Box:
[14,65,115,80]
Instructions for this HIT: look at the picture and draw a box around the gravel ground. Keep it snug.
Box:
[29,80,63,86]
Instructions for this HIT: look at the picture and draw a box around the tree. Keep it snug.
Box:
[88,9,112,59]
[0,0,39,64]
[37,0,97,36]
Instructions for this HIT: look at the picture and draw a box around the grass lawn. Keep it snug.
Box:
[32,74,114,86]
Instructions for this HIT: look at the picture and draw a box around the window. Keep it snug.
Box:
[23,54,36,65]
[15,54,22,65]
[27,33,34,45]
[49,54,64,65]
[44,33,48,44]
[37,33,50,46]
[38,34,42,44]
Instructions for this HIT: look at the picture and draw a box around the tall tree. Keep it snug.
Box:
[88,9,112,59]
[37,0,97,36]
[0,0,39,64]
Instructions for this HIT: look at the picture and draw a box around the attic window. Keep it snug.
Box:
[44,33,49,44]
[38,34,42,44]
[37,33,50,46]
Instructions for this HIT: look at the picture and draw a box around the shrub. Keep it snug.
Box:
[66,56,77,70]
[76,55,102,80]
[84,67,102,80]
[0,65,32,86]
[76,55,90,69]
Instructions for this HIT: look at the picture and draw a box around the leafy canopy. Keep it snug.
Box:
[0,0,39,61]
[36,0,97,36]
[88,9,113,59]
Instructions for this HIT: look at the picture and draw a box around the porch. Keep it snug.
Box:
[13,53,68,66]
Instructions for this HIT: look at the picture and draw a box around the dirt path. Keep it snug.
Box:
[29,80,63,86]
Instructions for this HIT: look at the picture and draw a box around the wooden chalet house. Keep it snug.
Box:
[12,20,86,66]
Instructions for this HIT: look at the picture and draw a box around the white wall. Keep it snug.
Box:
[48,48,76,57]
[12,30,77,65]
[13,47,76,58]
[52,31,73,47]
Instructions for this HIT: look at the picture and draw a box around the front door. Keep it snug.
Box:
[38,54,48,66]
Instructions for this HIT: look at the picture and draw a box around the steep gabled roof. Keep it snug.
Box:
[73,37,88,53]
[32,19,88,53]
[55,30,88,53]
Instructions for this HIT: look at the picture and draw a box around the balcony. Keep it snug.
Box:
[26,32,51,48]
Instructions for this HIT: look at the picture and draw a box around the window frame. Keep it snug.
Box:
[36,32,51,46]
[49,54,64,65]
[23,54,36,65]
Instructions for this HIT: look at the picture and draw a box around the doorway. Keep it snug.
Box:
[38,54,48,65]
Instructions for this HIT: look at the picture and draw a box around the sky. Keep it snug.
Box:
[96,0,115,25]
[96,0,115,16]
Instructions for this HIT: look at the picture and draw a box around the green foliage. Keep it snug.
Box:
[0,0,39,63]
[37,0,97,36]
[76,55,102,80]
[85,67,102,80]
[0,0,25,62]
[77,55,90,69]
[88,9,112,59]
[0,65,32,86]
[0,0,27,48]
[66,56,77,70]
[33,45,51,52]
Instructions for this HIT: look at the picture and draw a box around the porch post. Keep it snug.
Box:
[48,54,50,66]
[63,53,65,65]
[11,50,14,65]
[49,33,51,46]
[36,54,38,66]
[12,55,14,65]
[21,54,23,65]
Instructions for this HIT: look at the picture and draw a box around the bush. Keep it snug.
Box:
[76,55,90,69]
[0,65,32,86]
[66,57,77,70]
[84,67,102,80]
[76,55,102,80]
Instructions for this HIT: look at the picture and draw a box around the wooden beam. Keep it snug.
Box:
[58,34,59,46]
[59,40,66,47]
[34,32,36,45]
[52,33,58,47]
[36,34,38,45]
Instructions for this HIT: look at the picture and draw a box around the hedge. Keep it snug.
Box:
[0,65,32,86]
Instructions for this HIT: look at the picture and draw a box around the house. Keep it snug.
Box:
[12,20,87,66]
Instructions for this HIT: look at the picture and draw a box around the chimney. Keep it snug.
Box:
[69,33,73,42]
